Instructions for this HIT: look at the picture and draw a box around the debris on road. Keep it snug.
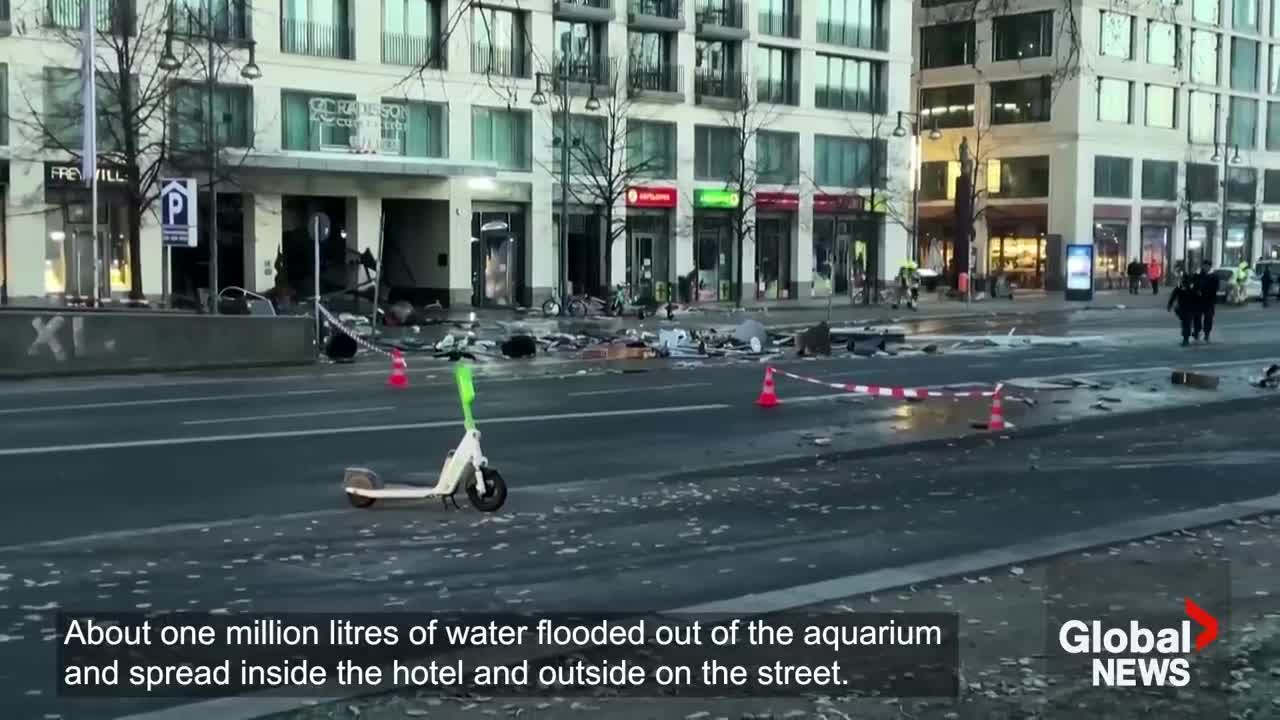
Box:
[1172,369,1220,390]
[1253,364,1280,389]
[795,322,832,357]
[499,335,538,359]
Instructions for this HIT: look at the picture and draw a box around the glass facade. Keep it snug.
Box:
[378,100,445,157]
[172,83,253,150]
[471,107,531,170]
[757,131,799,184]
[1097,78,1133,124]
[1228,96,1258,149]
[1146,85,1177,129]
[814,54,884,112]
[990,76,1051,124]
[1094,156,1132,198]
[813,136,883,187]
[282,0,352,58]
[1148,21,1178,65]
[1099,12,1133,59]
[991,11,1053,61]
[1187,163,1219,202]
[756,45,797,104]
[1231,38,1259,91]
[1233,0,1258,29]
[1227,166,1257,203]
[694,125,738,180]
[1189,92,1218,144]
[43,67,122,151]
[627,120,676,178]
[988,156,1050,198]
[472,7,527,76]
[1142,160,1178,200]
[282,91,354,150]
[919,22,975,68]
[553,115,606,175]
[920,85,975,129]
[1191,31,1220,85]
[1269,102,1280,151]
[1193,0,1220,24]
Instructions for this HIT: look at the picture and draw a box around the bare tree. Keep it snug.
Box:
[8,0,262,303]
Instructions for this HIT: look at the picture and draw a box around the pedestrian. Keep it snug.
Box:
[1148,258,1162,295]
[1168,273,1196,346]
[1127,258,1143,295]
[1192,260,1220,343]
[1263,265,1274,308]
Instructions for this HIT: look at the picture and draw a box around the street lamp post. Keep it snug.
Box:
[158,4,262,314]
[891,110,942,265]
[529,64,600,313]
[1211,139,1243,270]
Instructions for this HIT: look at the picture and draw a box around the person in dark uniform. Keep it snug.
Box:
[1167,274,1196,346]
[1262,264,1274,308]
[1192,260,1220,343]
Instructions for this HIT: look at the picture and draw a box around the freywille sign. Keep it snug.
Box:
[308,98,407,154]
[45,162,131,189]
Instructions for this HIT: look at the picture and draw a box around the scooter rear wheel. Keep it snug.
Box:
[467,467,508,512]
[344,468,382,509]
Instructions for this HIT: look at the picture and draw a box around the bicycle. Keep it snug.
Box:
[541,292,591,318]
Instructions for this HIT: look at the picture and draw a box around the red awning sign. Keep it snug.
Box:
[813,194,865,213]
[756,192,799,211]
[626,186,677,208]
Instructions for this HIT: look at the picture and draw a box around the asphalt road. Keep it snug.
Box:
[2,304,1280,719]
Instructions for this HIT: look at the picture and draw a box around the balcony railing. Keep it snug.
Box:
[695,69,745,102]
[472,45,532,78]
[630,0,679,18]
[757,78,799,105]
[553,54,616,88]
[557,0,610,8]
[817,20,888,51]
[629,63,683,94]
[758,10,799,38]
[46,0,133,34]
[382,32,444,68]
[281,17,354,59]
[695,0,743,28]
[169,1,250,41]
[815,86,887,114]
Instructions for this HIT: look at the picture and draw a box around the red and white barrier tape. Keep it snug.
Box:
[317,304,392,357]
[768,367,1001,399]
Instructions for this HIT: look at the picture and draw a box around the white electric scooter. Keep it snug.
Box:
[342,365,508,512]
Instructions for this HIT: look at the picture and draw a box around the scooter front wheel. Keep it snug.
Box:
[467,467,508,512]
[542,298,561,316]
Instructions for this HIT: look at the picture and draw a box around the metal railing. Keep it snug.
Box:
[280,17,354,59]
[556,0,610,8]
[757,77,799,105]
[629,63,683,93]
[758,10,800,38]
[695,69,745,101]
[472,45,531,77]
[815,86,887,114]
[46,0,133,34]
[695,0,743,28]
[630,0,679,18]
[382,32,444,68]
[553,54,616,87]
[817,20,888,51]
[170,1,250,41]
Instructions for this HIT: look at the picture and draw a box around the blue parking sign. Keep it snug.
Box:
[161,178,198,247]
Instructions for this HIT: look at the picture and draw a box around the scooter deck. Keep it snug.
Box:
[345,486,450,499]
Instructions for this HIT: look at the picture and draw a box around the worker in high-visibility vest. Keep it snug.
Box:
[892,260,921,311]
[1230,261,1250,305]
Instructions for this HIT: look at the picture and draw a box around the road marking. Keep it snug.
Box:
[0,404,731,457]
[1191,358,1277,369]
[0,389,335,415]
[568,382,711,397]
[182,406,397,426]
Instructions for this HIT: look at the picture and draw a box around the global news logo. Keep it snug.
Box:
[1057,598,1218,687]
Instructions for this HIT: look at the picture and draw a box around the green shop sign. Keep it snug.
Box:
[694,189,740,209]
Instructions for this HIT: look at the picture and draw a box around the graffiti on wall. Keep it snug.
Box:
[26,315,116,363]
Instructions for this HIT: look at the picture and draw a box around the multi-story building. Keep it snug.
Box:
[0,0,913,308]
[914,0,1280,291]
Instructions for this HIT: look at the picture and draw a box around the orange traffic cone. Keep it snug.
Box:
[387,349,409,388]
[986,392,1006,431]
[756,367,779,408]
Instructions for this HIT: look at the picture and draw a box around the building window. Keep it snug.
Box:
[694,125,739,180]
[553,114,606,175]
[919,161,952,201]
[988,156,1050,198]
[282,0,352,59]
[282,91,353,150]
[1269,102,1280,150]
[47,0,133,34]
[1099,12,1133,59]
[44,67,130,151]
[173,0,249,40]
[695,39,740,98]
[919,21,975,68]
[1265,169,1280,204]
[627,120,676,178]
[1190,31,1219,85]
[991,11,1053,61]
[1227,166,1257,202]
[990,76,1051,124]
[813,135,884,188]
[1145,85,1177,128]
[1094,156,1132,198]
[1142,160,1178,200]
[1189,91,1218,143]
[814,54,885,113]
[1228,96,1258,149]
[1098,78,1133,123]
[1231,38,1259,91]
[0,64,6,146]
[172,83,253,151]
[1193,0,1220,24]
[757,131,799,184]
[1271,47,1280,94]
[383,0,443,66]
[471,107,531,170]
[1147,21,1178,66]
[1233,0,1258,29]
[816,0,887,51]
[759,0,799,38]
[381,100,445,157]
[920,85,975,128]
[556,20,609,84]
[756,45,798,105]
[472,7,529,77]
[1187,163,1218,202]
